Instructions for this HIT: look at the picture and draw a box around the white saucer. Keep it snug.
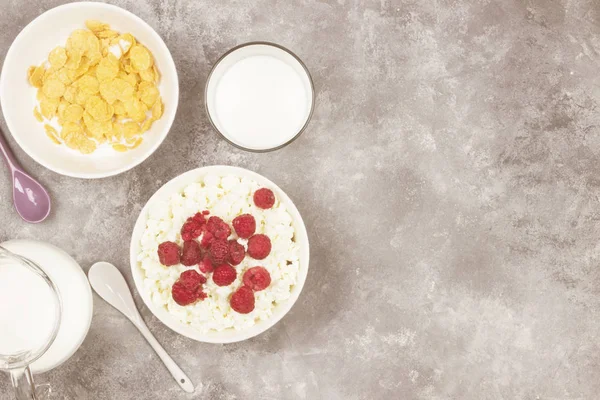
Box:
[1,240,93,373]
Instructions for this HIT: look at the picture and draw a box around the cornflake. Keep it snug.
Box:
[27,21,164,154]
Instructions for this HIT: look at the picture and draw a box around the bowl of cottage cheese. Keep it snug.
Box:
[130,165,309,343]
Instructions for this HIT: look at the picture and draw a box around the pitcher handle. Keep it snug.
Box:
[10,366,38,400]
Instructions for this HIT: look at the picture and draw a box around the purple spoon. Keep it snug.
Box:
[0,128,51,223]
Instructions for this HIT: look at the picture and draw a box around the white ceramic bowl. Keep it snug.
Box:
[0,2,179,179]
[130,166,310,343]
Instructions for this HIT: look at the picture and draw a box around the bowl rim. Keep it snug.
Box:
[129,165,310,343]
[204,41,315,153]
[0,1,179,179]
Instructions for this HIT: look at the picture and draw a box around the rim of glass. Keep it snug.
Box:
[204,41,316,153]
[0,246,62,370]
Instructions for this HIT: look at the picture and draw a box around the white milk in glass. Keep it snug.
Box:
[214,55,310,150]
[0,264,57,356]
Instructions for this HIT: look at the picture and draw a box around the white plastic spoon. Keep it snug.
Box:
[88,261,195,393]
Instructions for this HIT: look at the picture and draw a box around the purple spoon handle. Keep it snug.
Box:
[0,128,20,174]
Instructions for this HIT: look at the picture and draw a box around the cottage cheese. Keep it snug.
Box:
[137,174,300,333]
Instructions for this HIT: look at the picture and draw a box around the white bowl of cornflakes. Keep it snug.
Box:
[0,2,178,178]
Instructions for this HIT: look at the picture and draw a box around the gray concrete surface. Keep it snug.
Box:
[1,0,600,398]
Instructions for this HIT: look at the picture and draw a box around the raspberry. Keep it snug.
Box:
[199,255,214,273]
[243,267,271,291]
[210,239,229,264]
[171,281,199,306]
[253,188,275,209]
[212,264,237,286]
[179,270,206,289]
[230,286,255,314]
[181,240,202,266]
[192,212,207,223]
[232,214,256,239]
[247,234,271,260]
[181,218,205,241]
[228,240,245,265]
[206,216,231,240]
[157,241,180,266]
[200,231,214,248]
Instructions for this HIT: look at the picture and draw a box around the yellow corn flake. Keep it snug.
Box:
[33,107,43,122]
[96,55,119,81]
[127,137,143,149]
[140,118,153,133]
[124,98,147,122]
[85,20,109,33]
[77,75,99,95]
[64,104,84,122]
[29,65,45,88]
[27,66,35,79]
[117,34,135,54]
[112,144,127,152]
[122,121,140,139]
[57,100,69,120]
[83,112,110,138]
[129,45,153,71]
[118,70,138,88]
[75,90,92,106]
[85,96,113,121]
[96,29,119,39]
[48,47,67,69]
[55,68,73,85]
[63,86,77,103]
[40,97,59,119]
[151,97,163,120]
[98,79,117,104]
[67,30,90,53]
[42,78,65,99]
[152,65,160,83]
[44,125,61,144]
[138,83,159,107]
[70,57,91,80]
[64,49,82,70]
[112,100,126,116]
[139,67,154,82]
[77,137,97,154]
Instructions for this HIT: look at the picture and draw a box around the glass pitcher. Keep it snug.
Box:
[0,246,61,400]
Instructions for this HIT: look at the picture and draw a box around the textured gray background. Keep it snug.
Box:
[1,0,600,398]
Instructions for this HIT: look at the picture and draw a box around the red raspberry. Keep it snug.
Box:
[212,264,237,286]
[181,240,202,266]
[199,255,214,273]
[243,267,271,291]
[179,270,206,289]
[232,214,256,239]
[253,188,275,209]
[228,240,245,265]
[171,281,199,306]
[192,212,207,223]
[230,286,255,314]
[210,239,229,264]
[247,234,271,260]
[200,231,214,248]
[181,219,204,241]
[157,241,180,266]
[206,216,232,240]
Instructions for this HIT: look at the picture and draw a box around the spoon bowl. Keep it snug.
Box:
[12,170,51,223]
[0,129,51,223]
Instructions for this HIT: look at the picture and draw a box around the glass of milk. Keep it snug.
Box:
[205,42,315,152]
[0,246,61,400]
